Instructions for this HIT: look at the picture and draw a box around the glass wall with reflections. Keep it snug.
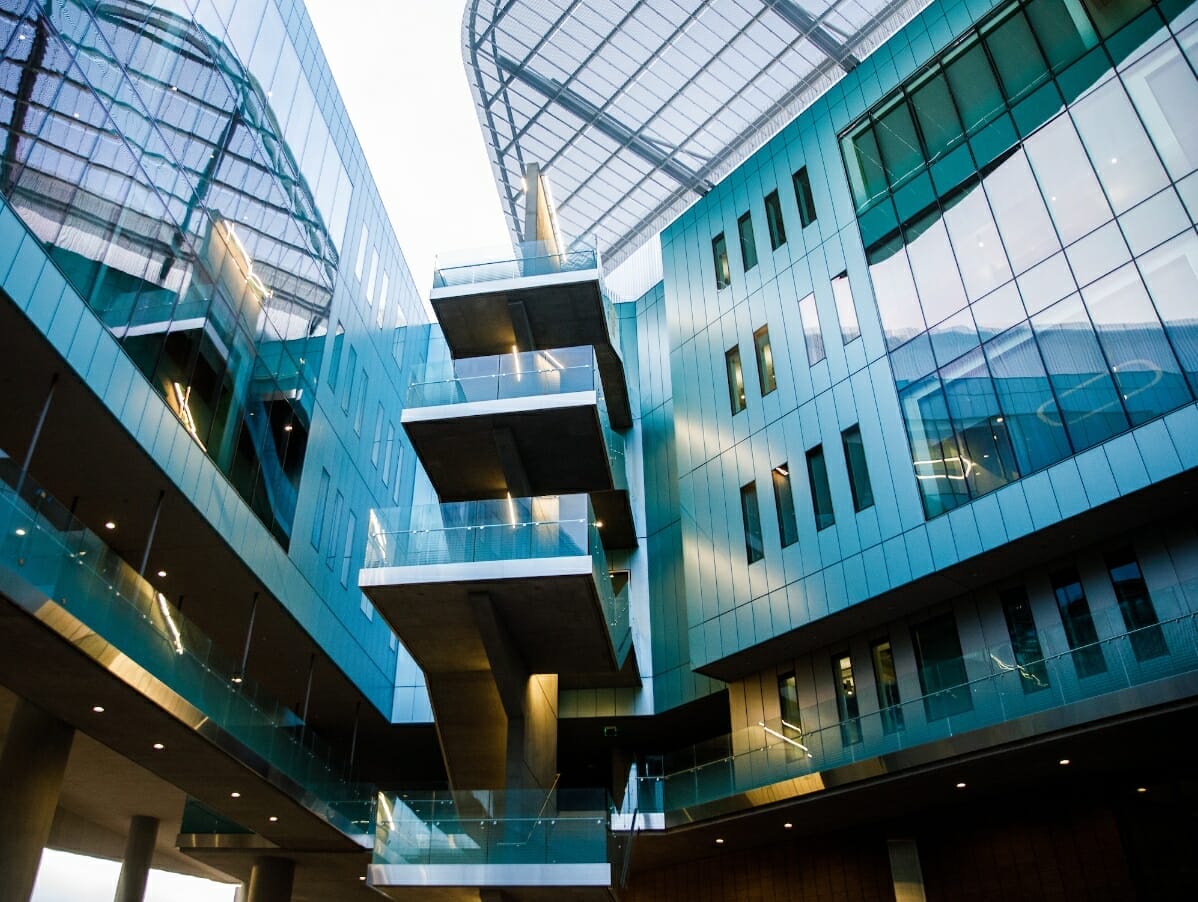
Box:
[841,0,1198,517]
[0,0,355,542]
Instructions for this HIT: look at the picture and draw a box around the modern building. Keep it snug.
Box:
[2,0,1198,900]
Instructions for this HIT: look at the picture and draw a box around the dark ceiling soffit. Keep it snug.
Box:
[495,54,713,197]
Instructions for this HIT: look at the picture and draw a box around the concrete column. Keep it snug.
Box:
[113,815,159,902]
[887,837,927,902]
[0,698,75,902]
[246,856,294,902]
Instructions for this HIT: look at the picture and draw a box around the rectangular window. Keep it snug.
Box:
[354,224,369,279]
[830,272,861,344]
[737,211,758,271]
[371,402,384,466]
[806,445,835,530]
[764,190,787,249]
[310,468,330,550]
[325,491,344,570]
[911,613,973,720]
[391,445,403,504]
[360,594,375,621]
[793,166,817,227]
[327,322,345,390]
[871,639,903,733]
[772,463,798,548]
[1051,567,1106,677]
[713,233,731,290]
[1105,547,1166,661]
[376,270,389,329]
[725,346,746,414]
[753,325,776,395]
[341,347,357,412]
[833,653,862,745]
[340,510,357,587]
[366,249,379,306]
[740,481,764,564]
[382,423,396,486]
[1000,586,1049,693]
[777,671,806,759]
[841,425,874,512]
[798,293,825,364]
[353,371,369,435]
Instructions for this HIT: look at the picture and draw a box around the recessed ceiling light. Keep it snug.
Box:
[783,822,793,829]
[1059,758,1070,766]
[283,424,293,432]
[92,705,105,713]
[358,876,366,881]
[1136,787,1147,793]
[231,675,244,684]
[715,838,725,845]
[157,570,167,578]
[15,528,26,536]
[153,742,165,750]
[268,816,279,822]
[230,791,241,798]
[104,521,116,530]
[955,782,967,789]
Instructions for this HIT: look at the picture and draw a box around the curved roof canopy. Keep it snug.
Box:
[464,0,930,267]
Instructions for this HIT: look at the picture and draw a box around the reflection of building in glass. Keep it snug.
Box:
[3,0,1198,900]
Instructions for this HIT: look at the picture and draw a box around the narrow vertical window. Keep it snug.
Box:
[376,270,389,329]
[772,463,798,548]
[999,586,1048,693]
[871,639,903,733]
[353,372,369,435]
[911,613,973,720]
[1051,567,1106,677]
[391,445,403,504]
[713,233,730,290]
[738,211,758,271]
[341,347,357,412]
[740,482,764,564]
[806,445,835,530]
[382,424,396,486]
[366,249,379,306]
[1105,548,1166,660]
[793,166,817,227]
[325,491,344,570]
[777,671,807,759]
[764,190,787,249]
[311,468,330,550]
[327,322,345,390]
[354,224,369,280]
[754,325,776,395]
[340,510,357,587]
[371,402,384,466]
[798,293,825,364]
[726,346,746,414]
[830,272,861,343]
[841,425,874,512]
[833,653,862,745]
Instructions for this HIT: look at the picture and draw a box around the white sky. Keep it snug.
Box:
[305,0,511,299]
[30,5,505,897]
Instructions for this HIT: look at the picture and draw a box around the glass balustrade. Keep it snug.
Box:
[432,240,599,289]
[374,788,610,869]
[619,600,1198,819]
[365,494,630,666]
[0,456,373,833]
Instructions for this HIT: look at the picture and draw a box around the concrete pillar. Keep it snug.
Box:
[113,815,159,902]
[0,699,75,902]
[888,837,927,902]
[246,856,294,902]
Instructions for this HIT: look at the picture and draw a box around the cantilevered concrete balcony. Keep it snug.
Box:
[368,789,616,901]
[429,243,631,430]
[402,347,634,549]
[360,495,631,679]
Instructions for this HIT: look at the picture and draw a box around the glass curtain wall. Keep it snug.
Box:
[0,0,354,544]
[843,0,1198,518]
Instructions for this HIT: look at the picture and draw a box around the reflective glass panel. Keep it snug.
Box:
[1138,231,1198,393]
[741,482,764,564]
[772,464,798,548]
[1024,112,1113,244]
[867,235,926,349]
[905,210,968,326]
[806,445,835,530]
[941,347,1021,496]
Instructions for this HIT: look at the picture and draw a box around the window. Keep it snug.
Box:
[740,482,764,564]
[325,491,344,570]
[1000,586,1048,693]
[793,166,817,227]
[830,272,860,343]
[365,249,379,306]
[1105,548,1165,661]
[833,653,862,745]
[753,325,776,395]
[354,224,369,280]
[798,293,825,364]
[341,347,357,411]
[871,639,903,733]
[311,468,330,550]
[737,211,757,271]
[340,510,357,587]
[806,445,835,530]
[391,444,403,504]
[725,346,746,414]
[1051,567,1106,677]
[911,613,973,720]
[360,594,375,621]
[376,271,389,329]
[371,402,384,466]
[713,233,731,290]
[772,464,798,548]
[841,425,874,512]
[327,322,344,390]
[353,372,369,435]
[764,190,786,249]
[777,671,806,759]
[382,424,396,486]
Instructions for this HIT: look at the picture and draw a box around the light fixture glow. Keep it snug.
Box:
[156,592,185,656]
[783,822,793,829]
[153,743,165,750]
[14,528,26,536]
[358,876,366,881]
[505,492,517,528]
[268,816,279,822]
[157,570,168,578]
[92,705,105,713]
[230,792,241,798]
[104,521,116,530]
[955,782,967,789]
[1059,758,1070,766]
[231,674,244,684]
[1137,787,1147,793]
[715,838,725,845]
[759,721,813,758]
[172,382,208,451]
